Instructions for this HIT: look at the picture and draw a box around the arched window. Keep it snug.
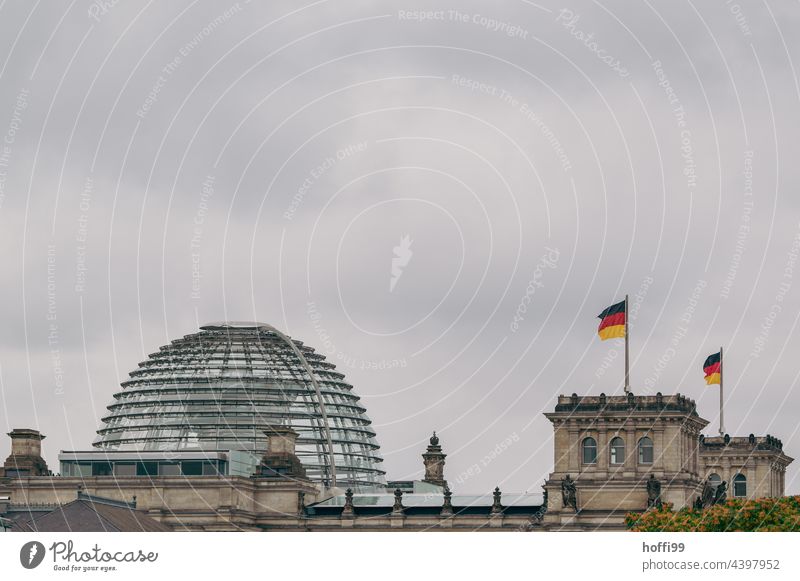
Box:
[582,437,597,464]
[610,437,625,464]
[733,473,747,498]
[708,473,722,489]
[638,437,654,464]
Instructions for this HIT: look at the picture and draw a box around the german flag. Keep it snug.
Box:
[703,352,721,385]
[597,300,626,340]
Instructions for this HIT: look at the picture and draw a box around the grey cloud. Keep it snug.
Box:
[0,0,798,493]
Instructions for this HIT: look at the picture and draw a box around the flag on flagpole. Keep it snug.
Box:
[597,300,626,340]
[703,352,721,385]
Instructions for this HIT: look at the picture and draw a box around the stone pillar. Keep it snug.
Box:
[623,424,636,476]
[653,425,665,474]
[770,465,776,497]
[683,429,690,473]
[567,426,579,473]
[721,458,731,485]
[596,422,608,478]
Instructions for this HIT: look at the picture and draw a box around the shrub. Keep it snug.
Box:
[626,496,800,532]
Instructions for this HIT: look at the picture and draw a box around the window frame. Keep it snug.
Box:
[581,436,598,465]
[638,436,654,465]
[113,463,136,476]
[609,436,625,465]
[733,473,747,498]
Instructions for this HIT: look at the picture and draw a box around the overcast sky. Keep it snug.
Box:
[1,0,799,495]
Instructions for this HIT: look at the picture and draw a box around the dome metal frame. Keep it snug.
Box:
[93,322,385,489]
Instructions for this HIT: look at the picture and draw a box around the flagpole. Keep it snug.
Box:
[624,294,630,394]
[719,346,725,436]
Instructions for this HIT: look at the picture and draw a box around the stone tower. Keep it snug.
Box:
[699,434,792,499]
[542,393,707,530]
[422,432,447,488]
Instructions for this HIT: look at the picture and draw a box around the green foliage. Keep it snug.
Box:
[626,496,800,532]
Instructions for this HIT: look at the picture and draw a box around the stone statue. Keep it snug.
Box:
[646,474,662,509]
[392,488,404,514]
[561,475,577,510]
[491,486,503,514]
[441,486,453,515]
[342,488,354,516]
[713,480,727,505]
[700,477,716,509]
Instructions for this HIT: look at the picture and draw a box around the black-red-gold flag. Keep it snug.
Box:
[597,300,626,340]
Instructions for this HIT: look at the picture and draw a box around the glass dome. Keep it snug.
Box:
[93,322,386,489]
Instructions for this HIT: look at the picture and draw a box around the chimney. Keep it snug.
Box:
[422,431,447,488]
[1,429,49,477]
[266,425,299,455]
[256,425,307,479]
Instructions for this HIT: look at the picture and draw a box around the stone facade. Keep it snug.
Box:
[1,394,793,532]
[0,473,321,531]
[1,428,543,531]
[1,427,321,531]
[540,393,793,531]
[699,435,791,500]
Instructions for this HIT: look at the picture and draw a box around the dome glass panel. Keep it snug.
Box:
[92,322,386,489]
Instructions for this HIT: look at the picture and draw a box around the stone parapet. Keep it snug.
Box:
[553,392,698,416]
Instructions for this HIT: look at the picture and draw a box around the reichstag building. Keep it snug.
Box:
[0,323,793,532]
